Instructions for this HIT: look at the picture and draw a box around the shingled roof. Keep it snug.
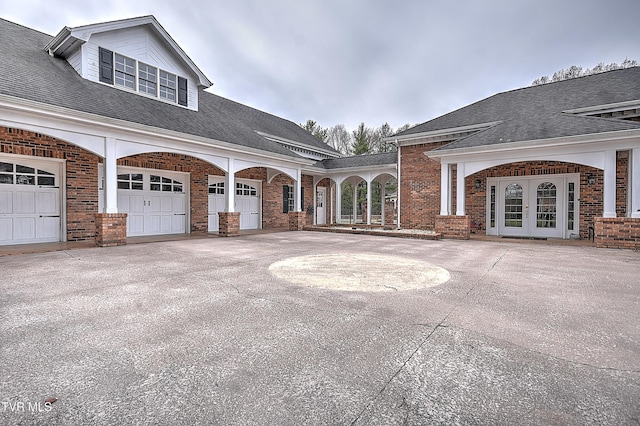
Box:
[317,151,397,169]
[0,18,338,160]
[395,67,640,150]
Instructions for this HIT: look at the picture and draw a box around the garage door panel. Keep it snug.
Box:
[118,169,188,237]
[0,218,13,242]
[0,192,12,214]
[172,215,185,232]
[37,217,60,239]
[36,191,59,214]
[172,196,185,213]
[128,214,145,235]
[0,157,62,245]
[14,217,36,240]
[160,196,173,212]
[14,191,36,214]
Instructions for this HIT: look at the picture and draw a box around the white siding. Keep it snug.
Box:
[67,48,83,75]
[78,26,199,110]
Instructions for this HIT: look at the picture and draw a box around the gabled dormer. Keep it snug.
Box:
[44,16,212,111]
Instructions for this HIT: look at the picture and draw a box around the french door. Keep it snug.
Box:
[490,175,578,239]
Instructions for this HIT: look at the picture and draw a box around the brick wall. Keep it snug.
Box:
[435,215,470,239]
[236,168,313,229]
[95,213,127,246]
[466,161,602,239]
[119,153,224,233]
[401,145,630,239]
[399,141,450,229]
[0,127,100,242]
[595,217,640,249]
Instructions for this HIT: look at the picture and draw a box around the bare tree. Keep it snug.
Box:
[532,59,638,86]
[326,124,352,155]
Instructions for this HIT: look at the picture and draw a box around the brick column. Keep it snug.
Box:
[218,212,240,237]
[95,213,128,247]
[435,215,470,240]
[595,217,640,249]
[288,211,306,231]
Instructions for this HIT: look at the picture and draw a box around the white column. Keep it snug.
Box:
[456,163,466,216]
[104,137,118,214]
[225,158,235,212]
[330,183,334,224]
[631,148,640,218]
[294,169,302,212]
[366,179,372,225]
[336,180,342,224]
[603,150,617,218]
[352,183,358,224]
[313,181,318,225]
[440,163,451,216]
[381,180,386,225]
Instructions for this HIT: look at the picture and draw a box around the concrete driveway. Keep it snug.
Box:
[1,232,639,425]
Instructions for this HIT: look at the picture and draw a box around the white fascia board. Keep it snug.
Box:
[384,121,502,145]
[426,129,640,162]
[564,99,640,115]
[0,94,315,167]
[45,16,212,88]
[304,163,397,176]
[256,131,342,158]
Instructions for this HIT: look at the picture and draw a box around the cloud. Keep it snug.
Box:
[1,0,640,133]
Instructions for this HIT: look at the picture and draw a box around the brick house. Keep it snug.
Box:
[390,68,640,249]
[1,16,639,249]
[0,16,396,247]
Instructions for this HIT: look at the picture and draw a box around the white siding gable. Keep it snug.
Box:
[72,25,199,110]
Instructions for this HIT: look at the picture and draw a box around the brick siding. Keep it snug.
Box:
[595,217,640,249]
[1,127,100,242]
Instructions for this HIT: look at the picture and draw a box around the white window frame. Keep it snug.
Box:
[105,48,181,104]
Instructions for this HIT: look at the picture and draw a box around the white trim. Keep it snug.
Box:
[386,121,502,146]
[0,153,67,243]
[564,99,640,115]
[256,131,341,159]
[45,16,212,88]
[0,94,316,169]
[486,173,580,239]
[427,129,640,160]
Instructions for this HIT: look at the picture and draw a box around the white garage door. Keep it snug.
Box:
[0,157,61,245]
[117,168,188,237]
[208,177,261,231]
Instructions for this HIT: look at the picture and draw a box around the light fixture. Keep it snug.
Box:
[475,179,482,189]
[587,174,596,185]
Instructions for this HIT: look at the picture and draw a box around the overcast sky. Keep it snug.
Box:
[2,0,640,132]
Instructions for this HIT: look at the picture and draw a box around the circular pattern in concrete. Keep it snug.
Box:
[269,253,450,292]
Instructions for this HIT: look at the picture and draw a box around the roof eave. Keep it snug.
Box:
[426,129,640,160]
[385,121,502,146]
[44,16,212,88]
[0,93,316,166]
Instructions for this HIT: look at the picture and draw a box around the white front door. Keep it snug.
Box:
[316,187,326,225]
[493,176,573,239]
[208,178,261,231]
[117,167,188,236]
[0,156,62,245]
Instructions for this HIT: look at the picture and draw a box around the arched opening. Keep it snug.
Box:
[0,126,101,245]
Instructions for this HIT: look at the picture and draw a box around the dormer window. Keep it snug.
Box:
[100,47,187,107]
[114,54,135,89]
[159,70,177,102]
[137,62,157,95]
